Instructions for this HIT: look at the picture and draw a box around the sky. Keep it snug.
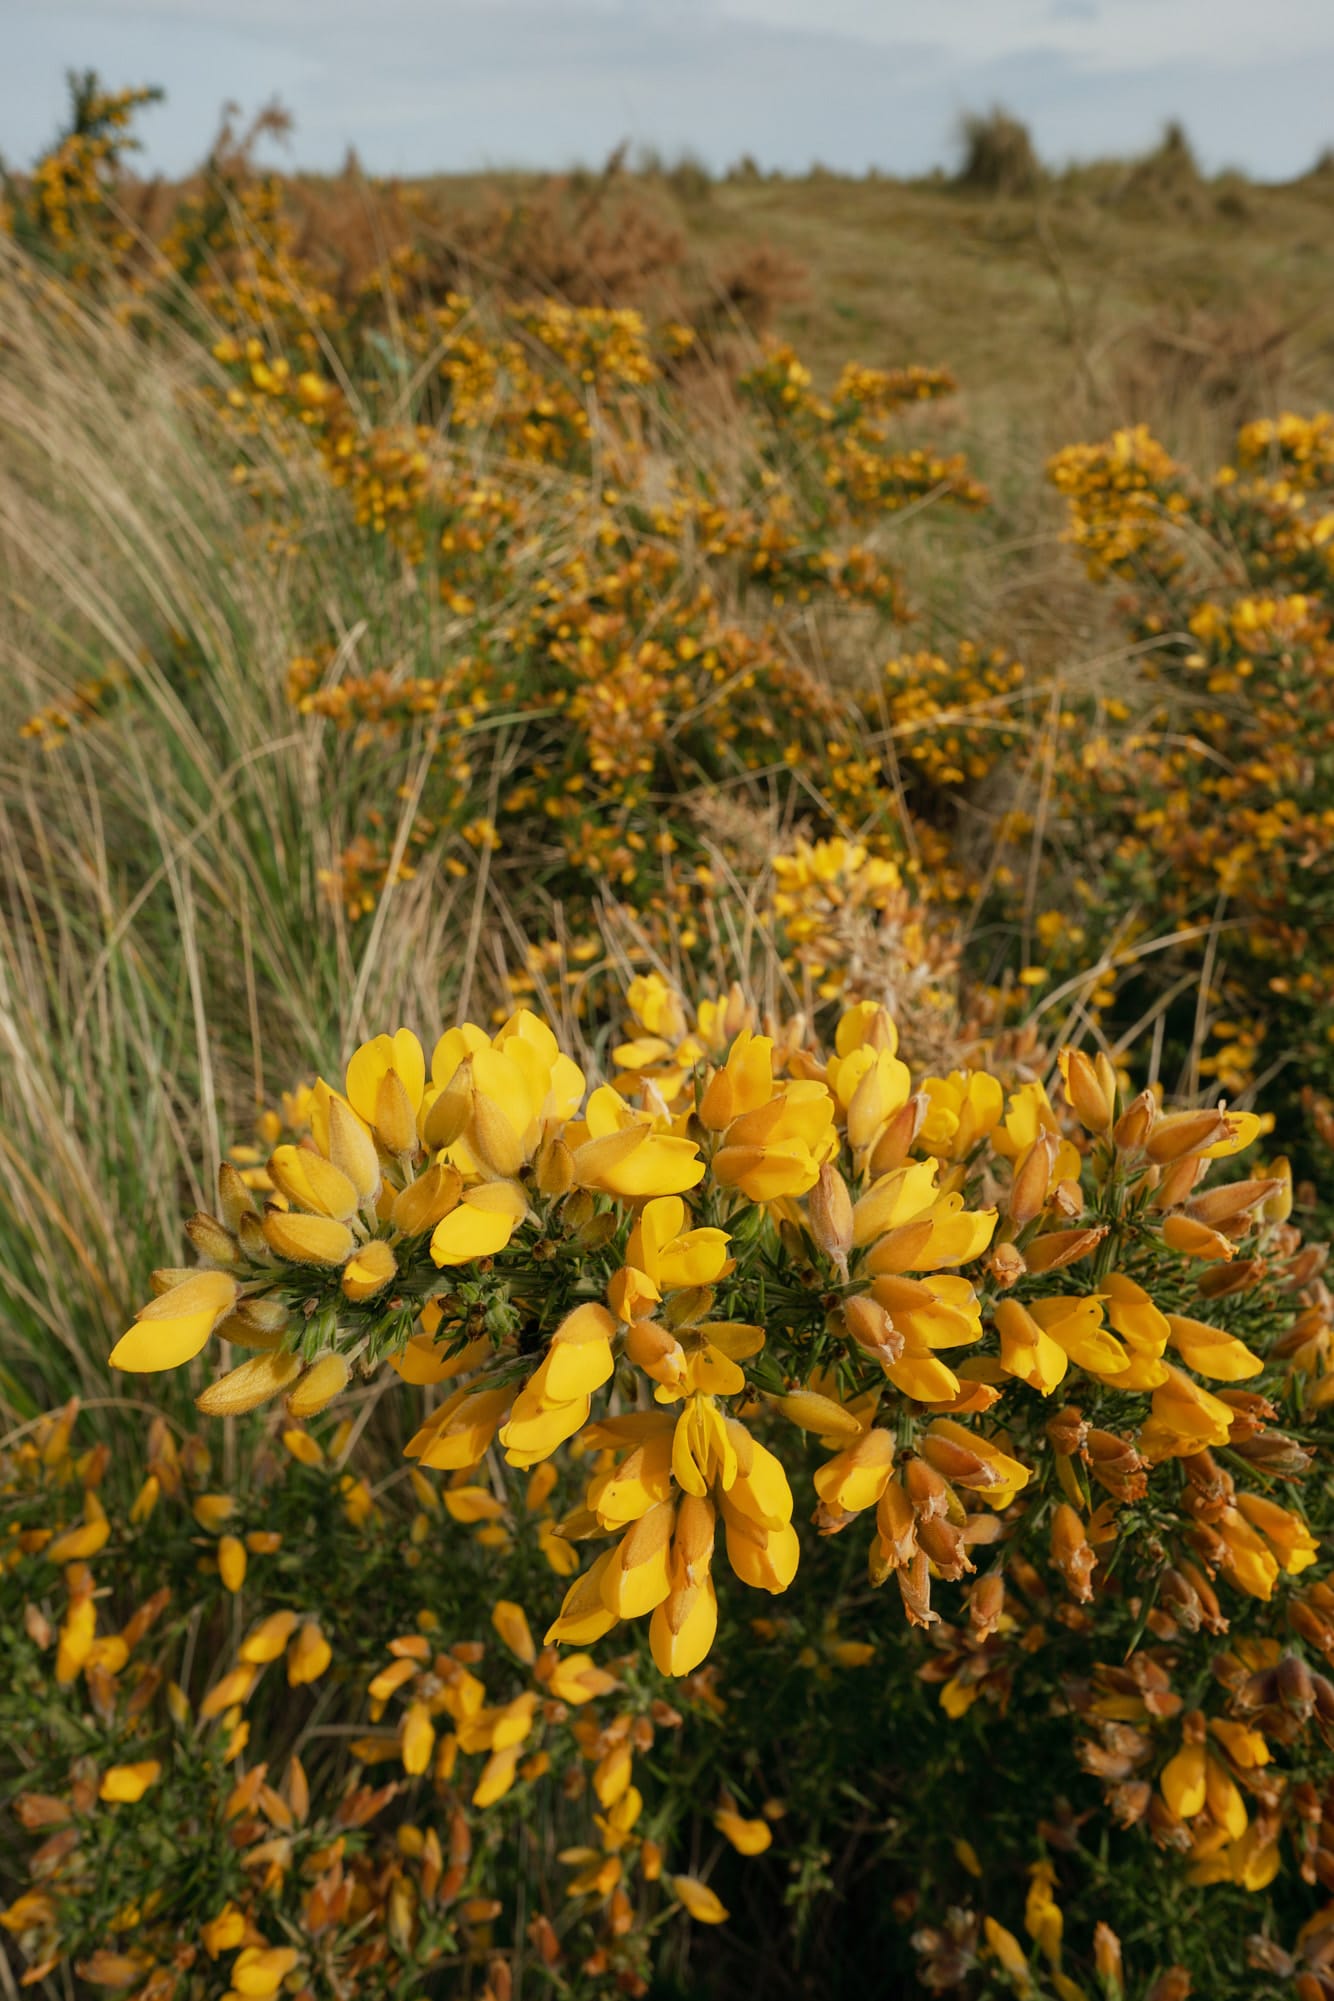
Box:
[3,0,1332,183]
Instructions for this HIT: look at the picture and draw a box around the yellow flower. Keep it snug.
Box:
[342,1238,397,1300]
[98,1761,161,1803]
[228,1946,300,1998]
[713,1081,836,1201]
[715,1807,773,1855]
[267,1144,360,1220]
[346,1028,425,1152]
[286,1621,332,1686]
[491,1599,537,1664]
[650,1495,719,1676]
[1234,1493,1319,1577]
[110,1270,240,1372]
[571,1086,704,1197]
[671,1874,729,1923]
[918,1070,1004,1160]
[1165,1313,1262,1381]
[430,1181,528,1265]
[608,1195,731,1321]
[500,1303,616,1467]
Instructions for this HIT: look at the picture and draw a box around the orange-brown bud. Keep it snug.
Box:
[968,1572,1005,1638]
[1113,1088,1156,1154]
[903,1456,951,1519]
[842,1294,904,1366]
[1093,1921,1124,1993]
[1085,1430,1147,1503]
[1051,1503,1096,1602]
[1187,1177,1282,1229]
[218,1161,257,1232]
[1024,1225,1108,1273]
[916,1514,972,1580]
[535,1134,574,1197]
[1046,1405,1087,1456]
[1162,1214,1235,1262]
[1196,1257,1264,1299]
[987,1241,1027,1288]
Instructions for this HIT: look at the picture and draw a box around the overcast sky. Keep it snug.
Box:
[4,0,1332,182]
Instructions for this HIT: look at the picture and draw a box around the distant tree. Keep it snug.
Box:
[954,106,1044,195]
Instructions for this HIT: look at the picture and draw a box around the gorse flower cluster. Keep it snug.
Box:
[1016,416,1334,1157]
[7,978,1327,1996]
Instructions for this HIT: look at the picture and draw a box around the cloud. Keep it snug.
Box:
[3,0,1331,181]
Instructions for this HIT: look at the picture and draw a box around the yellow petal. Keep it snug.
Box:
[671,1874,729,1923]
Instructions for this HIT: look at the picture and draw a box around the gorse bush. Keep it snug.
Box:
[3,73,1334,2001]
[8,989,1334,2001]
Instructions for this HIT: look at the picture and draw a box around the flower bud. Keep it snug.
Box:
[1232,1430,1313,1475]
[1196,1257,1264,1299]
[808,1164,853,1271]
[1085,1430,1147,1503]
[903,1455,951,1518]
[916,1513,972,1579]
[1059,1048,1115,1133]
[1093,1922,1123,1996]
[324,1093,382,1201]
[263,1211,355,1266]
[218,1161,257,1231]
[1261,1158,1292,1224]
[535,1134,574,1197]
[186,1211,240,1265]
[289,1351,352,1419]
[1007,1130,1059,1229]
[867,1093,928,1176]
[842,1294,904,1366]
[1154,1154,1209,1209]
